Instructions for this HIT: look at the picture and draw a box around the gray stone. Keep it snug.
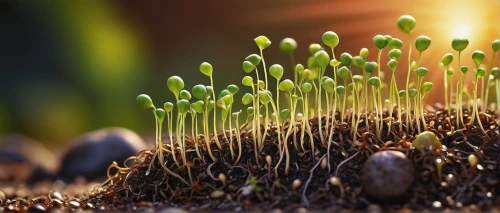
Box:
[57,127,147,180]
[0,134,57,182]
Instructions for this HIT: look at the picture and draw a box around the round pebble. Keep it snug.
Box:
[362,150,415,201]
[57,127,147,180]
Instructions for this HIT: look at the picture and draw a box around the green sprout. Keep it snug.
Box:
[470,67,489,138]
[280,38,298,86]
[314,50,330,145]
[484,40,500,111]
[451,38,469,129]
[441,53,454,115]
[414,67,429,133]
[199,62,223,153]
[397,14,416,132]
[368,77,382,139]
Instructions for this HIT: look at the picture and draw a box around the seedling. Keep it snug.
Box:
[484,39,500,110]
[469,67,489,137]
[451,38,469,128]
[397,15,416,131]
[441,53,454,115]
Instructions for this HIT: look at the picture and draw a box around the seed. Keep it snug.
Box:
[29,203,47,212]
[321,158,328,169]
[433,201,442,208]
[49,191,63,200]
[69,201,81,208]
[292,179,302,191]
[329,177,341,187]
[266,155,272,167]
[218,173,227,186]
[210,190,225,199]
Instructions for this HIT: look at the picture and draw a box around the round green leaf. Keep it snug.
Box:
[352,56,366,68]
[269,64,284,81]
[493,39,500,52]
[415,67,429,77]
[247,106,254,116]
[136,94,154,109]
[441,53,454,66]
[387,59,398,72]
[218,89,231,100]
[227,84,239,94]
[242,93,253,105]
[280,37,297,54]
[389,38,403,49]
[368,77,381,88]
[475,67,486,78]
[314,50,330,68]
[422,82,433,95]
[337,66,349,80]
[360,48,369,59]
[279,79,294,93]
[167,76,185,98]
[461,66,469,74]
[336,85,346,95]
[322,31,339,48]
[191,100,204,113]
[245,54,261,65]
[200,62,213,76]
[373,35,388,49]
[397,15,416,34]
[179,90,192,100]
[177,99,190,114]
[301,82,312,93]
[154,108,166,121]
[452,38,469,52]
[258,90,272,104]
[321,77,335,93]
[255,35,271,50]
[309,43,323,55]
[388,49,402,60]
[340,52,352,66]
[447,69,454,76]
[415,35,431,52]
[491,67,499,78]
[353,75,363,83]
[258,80,265,89]
[330,59,341,67]
[280,109,291,120]
[398,90,406,97]
[242,76,254,87]
[472,50,485,67]
[243,61,256,73]
[192,84,207,100]
[408,88,418,98]
[364,62,378,74]
[164,102,174,112]
[295,64,304,74]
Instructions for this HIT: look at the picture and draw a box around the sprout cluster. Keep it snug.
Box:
[135,15,499,184]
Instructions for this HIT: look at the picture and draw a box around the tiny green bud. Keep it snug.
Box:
[246,54,261,65]
[360,48,369,59]
[302,82,313,93]
[192,84,207,100]
[472,50,485,67]
[280,37,297,54]
[353,75,363,83]
[136,94,154,109]
[415,67,429,77]
[461,66,469,74]
[388,49,402,60]
[372,35,388,49]
[441,53,454,66]
[242,76,254,87]
[321,77,335,93]
[180,90,192,100]
[476,67,486,78]
[191,100,204,113]
[309,43,323,55]
[368,77,381,88]
[387,59,398,72]
[329,59,341,67]
[167,76,185,98]
[154,108,166,121]
[389,38,403,49]
[337,66,349,79]
[336,85,346,95]
[247,106,254,116]
[352,56,366,68]
[397,15,416,34]
[398,90,406,97]
[269,64,284,81]
[415,35,431,52]
[340,52,352,66]
[258,90,272,103]
[314,50,330,68]
[295,64,304,74]
[410,61,418,71]
[279,79,295,93]
[200,62,213,76]
[227,84,239,94]
[492,39,500,52]
[322,31,340,48]
[243,61,256,73]
[468,154,479,168]
[254,35,271,50]
[177,99,190,114]
[384,35,393,42]
[258,80,265,89]
[206,86,213,96]
[218,89,230,100]
[491,67,499,79]
[164,102,174,112]
[408,88,418,98]
[280,109,291,120]
[422,82,433,95]
[447,69,454,76]
[452,38,469,52]
[364,62,378,74]
[242,93,253,105]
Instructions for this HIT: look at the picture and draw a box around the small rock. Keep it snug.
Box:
[57,127,147,180]
[29,203,47,212]
[0,134,57,182]
[362,150,414,201]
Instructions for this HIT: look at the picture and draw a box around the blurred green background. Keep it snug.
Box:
[0,0,498,148]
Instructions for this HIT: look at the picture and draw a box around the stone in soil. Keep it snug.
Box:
[57,127,147,181]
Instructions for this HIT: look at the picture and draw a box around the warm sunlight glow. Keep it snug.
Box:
[453,24,470,38]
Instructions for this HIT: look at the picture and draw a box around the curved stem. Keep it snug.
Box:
[405,34,413,133]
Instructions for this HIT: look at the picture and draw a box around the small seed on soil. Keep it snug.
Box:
[210,190,225,199]
[29,203,47,212]
[292,179,302,191]
[49,191,63,200]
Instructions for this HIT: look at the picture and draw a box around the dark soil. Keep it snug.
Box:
[1,106,499,212]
